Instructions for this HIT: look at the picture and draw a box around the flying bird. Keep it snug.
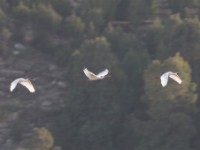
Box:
[160,71,182,87]
[10,78,35,93]
[83,68,109,81]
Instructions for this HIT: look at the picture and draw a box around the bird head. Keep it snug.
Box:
[174,72,178,75]
[104,74,111,79]
[99,76,105,79]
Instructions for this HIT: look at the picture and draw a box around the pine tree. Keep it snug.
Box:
[130,53,197,150]
[23,127,55,150]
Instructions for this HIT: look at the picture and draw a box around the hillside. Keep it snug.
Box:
[0,45,67,149]
[1,0,200,150]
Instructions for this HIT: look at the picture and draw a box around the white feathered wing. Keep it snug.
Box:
[83,68,98,80]
[160,71,182,87]
[169,73,182,84]
[96,69,109,78]
[83,68,109,80]
[10,78,35,93]
[160,72,169,87]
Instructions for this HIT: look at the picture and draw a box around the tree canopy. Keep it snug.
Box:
[1,0,200,150]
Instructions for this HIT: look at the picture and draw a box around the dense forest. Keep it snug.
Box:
[1,0,200,149]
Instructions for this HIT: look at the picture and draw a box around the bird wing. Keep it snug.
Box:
[19,79,35,93]
[97,69,109,78]
[83,68,98,80]
[169,74,182,84]
[160,72,169,87]
[10,78,21,92]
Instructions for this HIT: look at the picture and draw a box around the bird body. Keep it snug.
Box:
[10,78,35,93]
[83,68,109,80]
[160,71,182,87]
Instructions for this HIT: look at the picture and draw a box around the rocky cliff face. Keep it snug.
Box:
[0,44,68,150]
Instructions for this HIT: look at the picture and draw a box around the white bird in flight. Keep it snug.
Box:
[160,71,182,87]
[10,78,35,93]
[83,68,109,81]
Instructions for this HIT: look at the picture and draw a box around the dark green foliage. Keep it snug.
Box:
[77,0,121,28]
[143,53,197,104]
[121,49,150,113]
[22,127,60,150]
[3,0,200,150]
[104,23,142,57]
[127,0,157,25]
[61,14,85,37]
[49,0,72,16]
[132,54,198,150]
[0,8,6,27]
[13,1,31,21]
[140,18,164,58]
[0,27,10,43]
[115,0,130,20]
[131,113,196,150]
[157,17,200,61]
[53,36,128,150]
[0,0,6,9]
[167,0,200,17]
[31,3,62,31]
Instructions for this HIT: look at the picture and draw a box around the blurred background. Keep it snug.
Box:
[0,0,200,150]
